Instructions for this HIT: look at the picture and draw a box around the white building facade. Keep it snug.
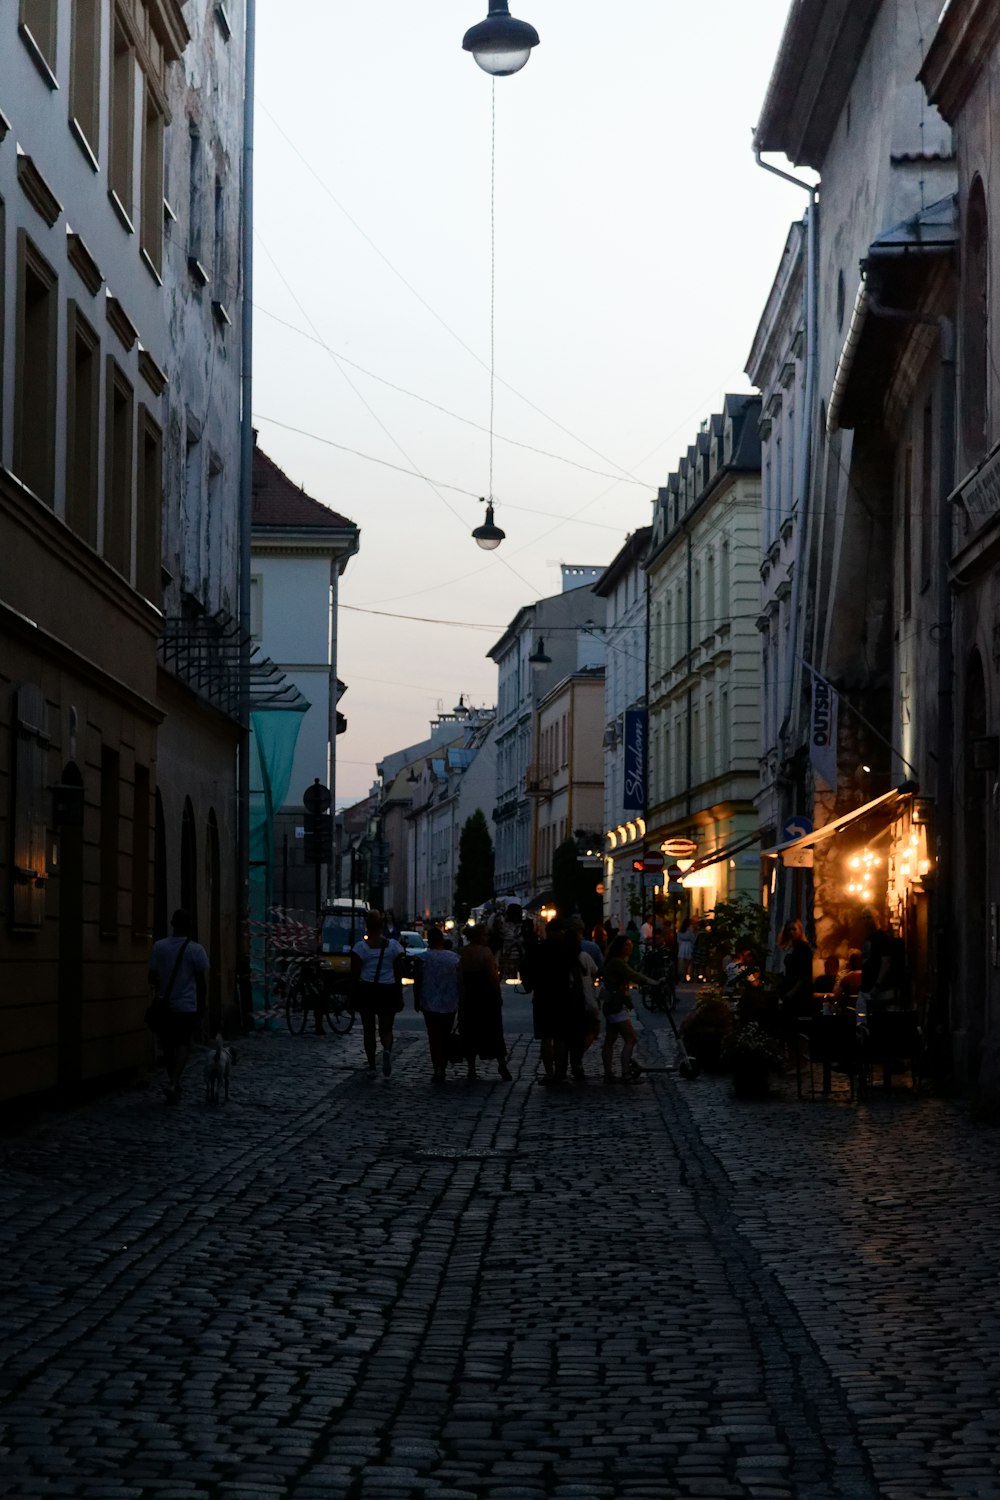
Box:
[592,530,650,929]
[488,570,607,901]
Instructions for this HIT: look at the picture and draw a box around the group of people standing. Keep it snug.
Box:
[349,912,511,1084]
[349,908,671,1086]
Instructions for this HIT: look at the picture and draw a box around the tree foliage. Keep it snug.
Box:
[454,809,495,918]
[552,838,602,928]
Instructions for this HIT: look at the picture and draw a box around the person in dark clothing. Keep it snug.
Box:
[777,918,813,1044]
[458,925,511,1081]
[532,918,579,1084]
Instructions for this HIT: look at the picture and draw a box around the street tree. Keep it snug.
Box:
[454,809,495,920]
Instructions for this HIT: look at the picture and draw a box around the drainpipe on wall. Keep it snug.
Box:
[685,525,693,819]
[936,318,955,1071]
[328,557,339,899]
[753,152,819,752]
[236,0,256,1028]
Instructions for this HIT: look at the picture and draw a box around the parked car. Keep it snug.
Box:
[399,930,428,982]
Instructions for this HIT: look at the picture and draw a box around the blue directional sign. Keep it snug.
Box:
[783,815,813,842]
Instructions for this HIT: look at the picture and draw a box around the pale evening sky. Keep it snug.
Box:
[251,1,804,807]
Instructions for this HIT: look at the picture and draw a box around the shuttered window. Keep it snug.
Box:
[11,684,50,930]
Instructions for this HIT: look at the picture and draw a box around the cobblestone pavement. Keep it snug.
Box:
[0,991,998,1500]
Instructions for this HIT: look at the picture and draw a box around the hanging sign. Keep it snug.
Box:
[622,709,646,813]
[809,671,838,791]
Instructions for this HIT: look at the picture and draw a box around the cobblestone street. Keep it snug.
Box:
[1,993,999,1500]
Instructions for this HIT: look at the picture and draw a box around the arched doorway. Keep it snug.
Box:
[56,763,85,1092]
[154,789,168,941]
[181,797,198,937]
[963,649,989,1074]
[207,809,222,1032]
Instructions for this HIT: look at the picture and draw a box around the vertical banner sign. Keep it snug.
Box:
[809,671,838,791]
[623,709,646,813]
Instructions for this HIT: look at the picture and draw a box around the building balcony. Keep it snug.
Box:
[524,764,553,796]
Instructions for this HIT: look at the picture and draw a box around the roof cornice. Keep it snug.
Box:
[754,0,882,167]
[920,0,1000,123]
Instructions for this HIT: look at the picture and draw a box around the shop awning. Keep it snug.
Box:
[685,829,762,874]
[761,781,918,860]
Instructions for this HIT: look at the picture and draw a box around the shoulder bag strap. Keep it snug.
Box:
[162,938,191,1005]
[372,937,390,984]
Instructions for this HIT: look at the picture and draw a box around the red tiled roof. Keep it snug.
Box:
[252,444,357,531]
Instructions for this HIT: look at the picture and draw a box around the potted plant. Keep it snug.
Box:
[679,985,734,1072]
[721,1021,785,1098]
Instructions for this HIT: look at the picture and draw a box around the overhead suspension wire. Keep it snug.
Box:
[252,232,541,598]
[257,98,650,490]
[254,304,650,487]
[489,77,497,505]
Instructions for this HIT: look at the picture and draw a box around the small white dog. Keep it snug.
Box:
[204,1034,235,1104]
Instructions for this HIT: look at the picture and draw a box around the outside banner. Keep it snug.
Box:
[809,670,838,791]
[623,708,646,813]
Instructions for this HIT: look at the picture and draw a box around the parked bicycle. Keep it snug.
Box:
[640,957,677,1014]
[282,954,355,1036]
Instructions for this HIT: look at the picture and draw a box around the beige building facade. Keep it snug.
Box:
[645,396,763,917]
[531,669,605,894]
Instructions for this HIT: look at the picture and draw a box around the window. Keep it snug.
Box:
[131,763,151,939]
[109,20,135,226]
[141,82,165,274]
[962,176,989,465]
[67,302,100,546]
[11,683,50,931]
[104,359,134,577]
[705,551,715,637]
[20,0,57,80]
[137,406,162,602]
[70,0,102,162]
[920,402,934,592]
[15,232,57,505]
[250,575,263,639]
[188,127,204,264]
[901,445,913,618]
[213,174,225,292]
[99,746,120,939]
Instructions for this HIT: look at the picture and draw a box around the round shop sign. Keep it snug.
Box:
[663,837,698,859]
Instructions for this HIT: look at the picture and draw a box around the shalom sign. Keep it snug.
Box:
[623,709,646,813]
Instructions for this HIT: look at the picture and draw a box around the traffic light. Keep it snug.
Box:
[303,811,332,865]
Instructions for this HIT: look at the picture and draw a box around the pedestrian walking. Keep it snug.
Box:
[677,917,696,981]
[350,910,406,1078]
[532,917,580,1084]
[415,927,460,1084]
[599,934,660,1082]
[569,923,600,1072]
[458,925,512,1081]
[148,909,209,1104]
[777,918,813,1050]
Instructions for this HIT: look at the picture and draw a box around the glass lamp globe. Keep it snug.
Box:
[472,501,505,550]
[463,1,540,77]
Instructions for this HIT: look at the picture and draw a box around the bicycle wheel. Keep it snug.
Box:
[641,988,664,1013]
[328,996,355,1034]
[285,971,310,1035]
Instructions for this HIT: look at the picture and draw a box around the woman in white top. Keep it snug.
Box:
[350,910,406,1077]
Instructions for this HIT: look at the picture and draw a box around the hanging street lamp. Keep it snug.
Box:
[528,636,552,669]
[463,0,540,77]
[472,499,506,550]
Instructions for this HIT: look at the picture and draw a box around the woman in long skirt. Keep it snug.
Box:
[458,926,512,1081]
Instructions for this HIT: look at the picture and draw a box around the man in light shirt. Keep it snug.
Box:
[415,926,460,1084]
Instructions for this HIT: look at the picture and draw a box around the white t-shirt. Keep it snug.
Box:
[352,937,404,983]
[148,936,209,1013]
[418,948,460,1013]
